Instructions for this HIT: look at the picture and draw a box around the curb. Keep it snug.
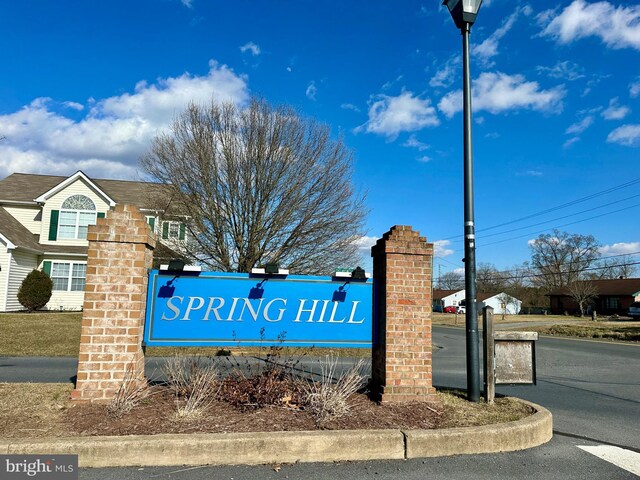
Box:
[1,399,552,468]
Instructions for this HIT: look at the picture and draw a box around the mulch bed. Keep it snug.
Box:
[63,386,441,436]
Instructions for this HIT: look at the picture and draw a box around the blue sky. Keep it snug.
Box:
[1,0,639,275]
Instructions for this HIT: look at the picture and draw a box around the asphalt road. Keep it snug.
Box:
[433,325,640,451]
[2,326,639,478]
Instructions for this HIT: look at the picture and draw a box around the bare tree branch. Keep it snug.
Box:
[567,280,599,318]
[529,229,601,292]
[140,98,367,274]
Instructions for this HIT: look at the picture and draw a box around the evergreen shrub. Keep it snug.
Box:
[17,269,53,312]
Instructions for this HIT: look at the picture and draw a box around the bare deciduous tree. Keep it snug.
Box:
[529,229,601,292]
[593,254,637,280]
[141,98,367,274]
[437,271,464,290]
[496,292,520,320]
[567,280,599,318]
[476,262,505,292]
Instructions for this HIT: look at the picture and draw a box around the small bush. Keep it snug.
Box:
[107,363,150,418]
[17,269,53,312]
[163,356,221,418]
[302,355,367,426]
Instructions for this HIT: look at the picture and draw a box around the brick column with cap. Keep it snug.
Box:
[71,204,156,403]
[371,225,437,403]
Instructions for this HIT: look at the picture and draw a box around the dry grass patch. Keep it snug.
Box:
[432,313,579,327]
[0,383,73,438]
[436,389,534,428]
[527,322,640,342]
[0,312,82,356]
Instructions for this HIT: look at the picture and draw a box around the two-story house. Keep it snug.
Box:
[0,170,186,311]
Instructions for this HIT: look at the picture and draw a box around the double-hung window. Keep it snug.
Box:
[58,195,97,240]
[161,221,186,240]
[51,262,86,291]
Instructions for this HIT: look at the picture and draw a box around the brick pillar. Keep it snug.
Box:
[371,225,437,403]
[71,204,156,403]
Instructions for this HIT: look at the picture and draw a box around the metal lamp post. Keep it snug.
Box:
[443,0,483,403]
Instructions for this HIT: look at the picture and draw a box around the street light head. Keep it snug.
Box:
[443,0,483,29]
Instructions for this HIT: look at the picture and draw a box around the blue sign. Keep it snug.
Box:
[144,271,373,348]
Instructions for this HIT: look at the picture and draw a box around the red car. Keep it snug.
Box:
[444,306,457,313]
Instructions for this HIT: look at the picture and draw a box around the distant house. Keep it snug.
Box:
[547,278,640,316]
[0,171,186,312]
[433,289,522,315]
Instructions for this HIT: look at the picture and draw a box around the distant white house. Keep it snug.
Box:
[433,289,522,315]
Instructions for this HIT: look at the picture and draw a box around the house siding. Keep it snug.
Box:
[3,206,42,234]
[39,178,111,246]
[40,257,87,311]
[0,246,9,311]
[5,250,38,311]
[482,295,522,315]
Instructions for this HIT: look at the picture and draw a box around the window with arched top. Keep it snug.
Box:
[58,194,97,240]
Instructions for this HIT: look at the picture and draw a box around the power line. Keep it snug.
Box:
[437,260,640,285]
[440,176,640,242]
[478,176,640,233]
[438,252,640,284]
[453,193,640,243]
[477,202,640,248]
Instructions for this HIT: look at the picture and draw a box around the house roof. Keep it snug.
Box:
[432,289,460,300]
[548,278,640,297]
[0,207,88,256]
[0,172,165,209]
[0,207,43,252]
[433,289,515,302]
[33,171,116,207]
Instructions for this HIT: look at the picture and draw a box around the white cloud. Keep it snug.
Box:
[63,101,84,111]
[382,75,404,91]
[239,42,261,56]
[536,61,585,81]
[417,156,431,163]
[403,134,429,151]
[180,0,193,8]
[563,137,580,149]
[434,240,454,258]
[438,72,565,118]
[601,97,630,120]
[429,56,459,88]
[517,170,543,177]
[353,235,378,251]
[565,115,594,135]
[0,61,249,179]
[539,0,640,51]
[631,80,640,98]
[306,81,317,101]
[340,103,360,112]
[473,7,531,64]
[358,92,440,139]
[606,124,640,146]
[599,242,640,255]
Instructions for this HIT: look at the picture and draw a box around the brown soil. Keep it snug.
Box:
[64,387,439,436]
[1,383,534,439]
[62,387,532,437]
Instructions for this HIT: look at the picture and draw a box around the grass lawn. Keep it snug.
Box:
[526,322,640,342]
[1,311,637,357]
[431,312,581,326]
[0,312,369,357]
[0,312,83,356]
[433,312,640,342]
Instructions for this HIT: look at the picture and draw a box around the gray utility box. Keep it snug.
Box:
[494,331,538,385]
